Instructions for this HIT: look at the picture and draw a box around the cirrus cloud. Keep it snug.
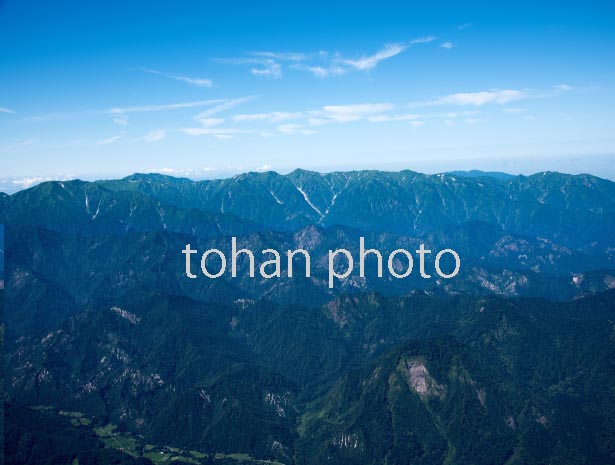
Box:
[224,37,438,79]
[140,67,213,87]
[410,85,573,107]
[134,129,167,143]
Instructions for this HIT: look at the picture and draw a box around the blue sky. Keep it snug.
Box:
[1,0,614,191]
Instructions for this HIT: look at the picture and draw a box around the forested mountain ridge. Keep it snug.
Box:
[3,169,615,248]
[3,170,615,464]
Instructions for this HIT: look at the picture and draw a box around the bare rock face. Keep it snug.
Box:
[401,358,445,400]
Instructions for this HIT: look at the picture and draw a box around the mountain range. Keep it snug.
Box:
[2,169,615,465]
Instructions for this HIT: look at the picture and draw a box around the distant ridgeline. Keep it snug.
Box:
[1,169,615,465]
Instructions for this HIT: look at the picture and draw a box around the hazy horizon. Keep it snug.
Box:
[2,154,614,195]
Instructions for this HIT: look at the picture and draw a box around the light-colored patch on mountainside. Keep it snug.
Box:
[476,388,487,408]
[296,186,323,217]
[400,358,445,400]
[293,224,323,249]
[264,392,297,418]
[332,432,359,449]
[326,299,349,329]
[198,388,211,403]
[110,306,140,324]
[10,269,31,288]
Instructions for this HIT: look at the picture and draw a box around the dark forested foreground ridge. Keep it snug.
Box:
[2,169,615,465]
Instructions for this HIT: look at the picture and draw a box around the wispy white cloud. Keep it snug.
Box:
[31,99,228,122]
[134,129,167,143]
[231,103,395,130]
[277,124,301,134]
[0,107,16,114]
[140,67,213,87]
[195,86,568,139]
[225,37,437,79]
[368,113,421,123]
[197,117,226,127]
[408,36,437,45]
[0,138,36,152]
[147,168,185,175]
[502,107,526,113]
[331,38,435,74]
[439,110,480,118]
[368,110,479,124]
[251,52,307,61]
[457,23,472,30]
[232,51,309,79]
[180,127,248,136]
[220,57,285,79]
[230,103,397,133]
[213,134,234,140]
[233,111,303,122]
[146,167,218,176]
[290,63,346,78]
[412,85,573,107]
[181,98,253,138]
[276,124,315,135]
[223,100,501,135]
[194,97,252,120]
[440,90,529,106]
[113,115,128,126]
[554,84,573,92]
[319,103,395,122]
[251,61,282,79]
[339,42,408,71]
[98,132,125,145]
[10,174,74,190]
[440,42,455,49]
[109,99,227,115]
[412,89,529,107]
